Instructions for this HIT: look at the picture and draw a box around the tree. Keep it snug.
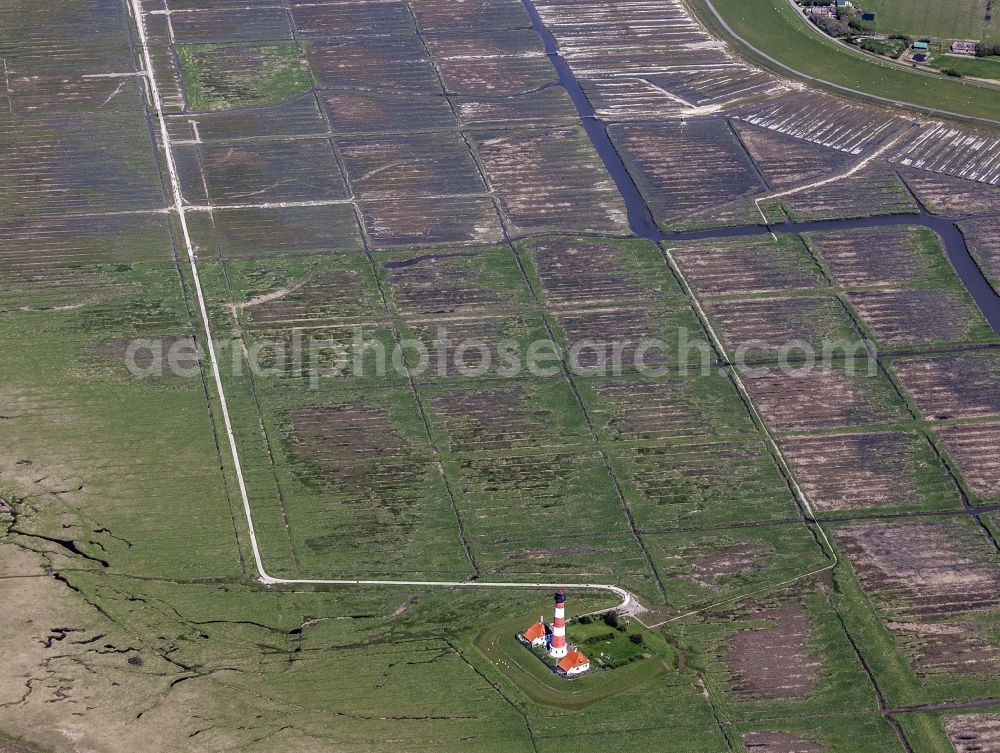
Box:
[811,14,853,38]
[846,14,874,32]
[602,611,619,629]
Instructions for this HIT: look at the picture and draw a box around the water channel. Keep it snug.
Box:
[520,0,1000,334]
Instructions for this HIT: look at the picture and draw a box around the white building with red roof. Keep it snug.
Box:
[557,647,591,676]
[519,617,550,648]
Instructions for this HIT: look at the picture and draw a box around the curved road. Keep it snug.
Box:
[127,0,639,614]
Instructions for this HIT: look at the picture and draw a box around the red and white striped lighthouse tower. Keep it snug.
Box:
[548,588,568,658]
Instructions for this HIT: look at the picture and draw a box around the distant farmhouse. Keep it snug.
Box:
[802,2,896,57]
[800,0,992,68]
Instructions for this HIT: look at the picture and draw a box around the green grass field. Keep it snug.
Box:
[932,54,1000,80]
[871,0,998,42]
[691,0,1000,123]
[177,41,314,111]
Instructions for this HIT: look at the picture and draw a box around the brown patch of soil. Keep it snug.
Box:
[834,521,1000,619]
[609,120,766,223]
[338,132,485,200]
[781,165,916,221]
[681,541,765,588]
[742,368,902,432]
[847,288,983,346]
[742,730,825,753]
[475,126,628,234]
[705,295,853,358]
[527,237,671,308]
[778,431,954,512]
[936,421,1000,501]
[673,235,824,296]
[806,226,938,288]
[912,628,1000,677]
[725,602,821,700]
[902,169,1000,216]
[962,217,1000,288]
[945,713,1000,753]
[733,121,852,190]
[383,251,512,317]
[835,521,1000,676]
[360,195,502,248]
[423,384,576,453]
[893,354,1000,420]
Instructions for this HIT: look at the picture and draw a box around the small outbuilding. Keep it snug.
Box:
[861,11,875,20]
[913,41,929,51]
[558,647,591,676]
[520,617,550,648]
[952,40,978,55]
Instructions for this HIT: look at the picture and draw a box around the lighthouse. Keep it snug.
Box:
[548,589,568,658]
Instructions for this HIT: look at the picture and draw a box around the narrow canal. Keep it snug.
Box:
[520,0,1000,333]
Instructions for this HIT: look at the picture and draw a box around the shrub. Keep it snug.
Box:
[846,15,874,32]
[859,37,907,59]
[629,633,644,645]
[578,614,592,625]
[811,14,853,38]
[602,611,619,628]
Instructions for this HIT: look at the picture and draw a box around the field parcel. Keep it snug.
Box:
[870,0,998,42]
